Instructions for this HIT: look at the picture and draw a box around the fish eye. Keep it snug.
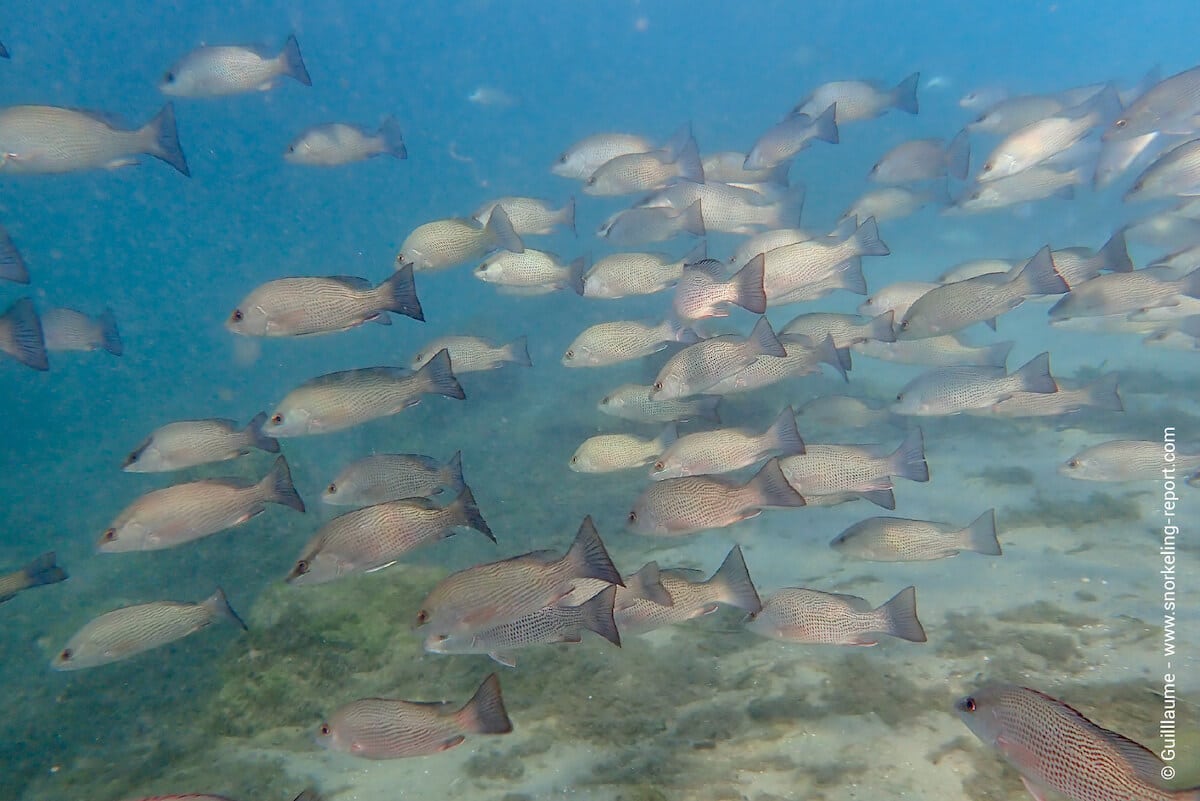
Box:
[126,451,138,463]
[586,176,597,186]
[396,253,405,263]
[1114,118,1127,129]
[653,461,664,471]
[270,413,284,425]
[899,319,909,330]
[319,723,331,736]
[59,648,73,661]
[963,696,977,713]
[564,349,574,360]
[557,154,567,163]
[326,483,337,494]
[102,528,117,542]
[653,381,663,391]
[628,511,637,523]
[295,560,310,576]
[416,609,429,624]
[895,393,903,402]
[230,309,244,322]
[982,162,993,172]
[163,71,175,83]
[414,353,424,362]
[286,145,295,153]
[1067,458,1080,468]
[600,396,610,405]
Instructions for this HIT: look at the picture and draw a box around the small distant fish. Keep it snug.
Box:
[52,588,246,671]
[0,297,47,371]
[123,414,279,473]
[892,352,1058,416]
[673,255,766,321]
[744,104,839,170]
[0,552,67,603]
[598,383,721,424]
[796,395,894,429]
[598,199,706,246]
[287,486,493,586]
[425,585,621,667]
[161,35,311,97]
[323,452,465,506]
[841,183,949,223]
[831,509,1000,561]
[398,207,524,272]
[984,374,1123,417]
[570,426,676,474]
[582,244,702,299]
[649,406,804,480]
[956,684,1200,801]
[745,585,926,646]
[99,456,305,552]
[228,268,423,336]
[781,311,895,348]
[0,103,188,176]
[563,319,696,367]
[41,307,122,355]
[475,251,585,295]
[468,86,516,108]
[779,428,929,502]
[616,546,762,636]
[1126,138,1200,202]
[650,316,786,399]
[285,117,406,166]
[266,349,464,437]
[416,517,622,638]
[869,132,970,183]
[793,73,920,123]
[1060,439,1200,481]
[628,458,805,537]
[853,334,1013,368]
[472,197,576,236]
[1106,64,1200,140]
[316,673,512,759]
[552,132,655,181]
[0,224,29,284]
[410,335,530,373]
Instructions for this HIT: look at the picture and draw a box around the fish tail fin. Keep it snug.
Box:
[1098,229,1133,273]
[566,516,623,587]
[449,484,495,542]
[1018,245,1069,294]
[22,551,67,589]
[244,411,281,453]
[0,297,48,370]
[888,427,930,482]
[378,264,425,321]
[378,115,407,159]
[1085,373,1124,412]
[812,102,840,143]
[869,310,897,342]
[457,674,513,735]
[1013,351,1057,394]
[279,34,312,86]
[652,423,678,453]
[962,509,1002,555]
[945,129,971,181]
[503,335,532,367]
[748,458,806,509]
[140,103,190,177]
[202,588,248,631]
[579,586,621,647]
[484,206,524,254]
[417,349,466,399]
[892,72,920,115]
[875,586,926,642]
[0,227,29,284]
[559,195,577,236]
[707,545,763,614]
[982,340,1014,369]
[96,308,123,355]
[765,405,805,457]
[441,450,466,491]
[673,135,705,183]
[681,199,706,237]
[564,256,587,296]
[851,216,890,256]
[625,561,673,606]
[747,316,787,358]
[260,456,306,513]
[731,252,767,313]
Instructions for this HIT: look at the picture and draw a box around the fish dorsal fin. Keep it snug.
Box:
[825,591,873,612]
[684,258,728,280]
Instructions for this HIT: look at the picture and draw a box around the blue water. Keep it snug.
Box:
[1,2,1198,800]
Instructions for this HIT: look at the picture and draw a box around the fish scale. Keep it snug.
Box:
[780,440,912,496]
[324,453,459,505]
[588,150,680,194]
[652,331,771,399]
[583,252,685,298]
[564,320,681,366]
[599,383,720,423]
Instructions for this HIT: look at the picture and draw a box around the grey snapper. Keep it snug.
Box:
[285,117,406,166]
[161,35,311,97]
[123,413,279,473]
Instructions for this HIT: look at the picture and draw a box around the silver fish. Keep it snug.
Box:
[563,319,696,367]
[585,133,703,195]
[323,452,465,506]
[793,73,920,122]
[892,352,1058,416]
[869,132,969,183]
[952,166,1084,212]
[729,228,814,267]
[760,216,888,304]
[0,224,28,284]
[1060,440,1200,482]
[937,258,1018,284]
[978,99,1110,183]
[598,199,706,246]
[410,335,531,373]
[285,117,406,166]
[598,383,721,423]
[781,311,894,348]
[0,552,67,604]
[472,197,576,236]
[1126,138,1200,201]
[1048,267,1200,321]
[968,94,1065,136]
[779,428,929,502]
[745,585,926,645]
[398,207,524,272]
[640,180,801,235]
[853,334,1013,368]
[123,414,279,473]
[841,184,949,223]
[475,251,584,295]
[705,332,849,394]
[672,255,766,321]
[649,406,804,480]
[744,104,839,170]
[1106,64,1200,140]
[796,395,894,429]
[40,307,122,355]
[983,374,1123,417]
[650,316,786,399]
[1050,232,1134,288]
[160,35,311,97]
[552,132,654,180]
[615,547,762,636]
[702,151,791,185]
[857,280,938,320]
[830,510,1001,561]
[570,426,676,474]
[582,244,702,299]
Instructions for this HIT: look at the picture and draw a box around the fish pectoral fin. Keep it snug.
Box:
[848,635,879,646]
[690,603,720,619]
[1019,776,1054,801]
[103,158,140,170]
[365,561,398,574]
[368,313,392,326]
[235,508,265,525]
[438,735,467,751]
[488,651,518,667]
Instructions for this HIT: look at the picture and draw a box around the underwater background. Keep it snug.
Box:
[1,1,1198,799]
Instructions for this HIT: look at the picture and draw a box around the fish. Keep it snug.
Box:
[649,406,804,480]
[316,673,512,759]
[760,216,888,304]
[744,104,839,170]
[702,151,791,185]
[1048,267,1200,321]
[474,251,585,295]
[410,335,531,373]
[0,103,188,175]
[424,586,621,667]
[796,395,894,429]
[705,332,850,394]
[415,516,623,636]
[552,132,655,180]
[869,132,970,183]
[472,197,576,236]
[286,486,493,586]
[627,458,805,537]
[937,259,1019,284]
[1095,131,1161,190]
[0,552,67,603]
[615,547,762,636]
[672,255,766,321]
[323,452,466,506]
[265,349,464,436]
[563,319,697,367]
[1126,138,1200,201]
[781,311,895,348]
[892,352,1058,416]
[729,228,814,267]
[582,244,702,299]
[1049,232,1134,288]
[650,316,787,399]
[99,456,305,552]
[0,224,29,284]
[978,99,1110,183]
[1106,64,1200,140]
[598,384,721,423]
[779,427,929,502]
[0,297,47,370]
[398,207,524,272]
[853,334,1013,368]
[984,374,1123,417]
[897,246,1066,338]
[959,85,1011,111]
[52,589,246,671]
[570,426,676,474]
[226,267,424,337]
[793,73,920,122]
[123,414,279,473]
[952,166,1084,212]
[956,684,1200,801]
[643,180,803,234]
[830,509,1000,561]
[968,94,1066,136]
[857,281,939,320]
[160,35,311,97]
[745,585,926,646]
[585,130,704,195]
[598,199,706,246]
[284,117,406,166]
[41,307,122,355]
[1060,440,1200,481]
[841,184,950,222]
